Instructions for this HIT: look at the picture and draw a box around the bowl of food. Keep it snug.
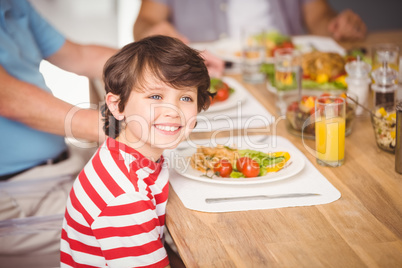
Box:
[286,91,357,139]
[370,105,396,153]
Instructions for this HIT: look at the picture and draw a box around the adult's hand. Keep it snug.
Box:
[201,50,225,78]
[328,9,366,41]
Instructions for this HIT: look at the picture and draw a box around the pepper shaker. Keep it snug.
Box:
[371,61,398,108]
[396,102,402,174]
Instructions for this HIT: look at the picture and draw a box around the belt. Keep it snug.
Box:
[0,150,69,181]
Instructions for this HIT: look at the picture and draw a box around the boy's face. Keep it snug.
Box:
[107,74,198,159]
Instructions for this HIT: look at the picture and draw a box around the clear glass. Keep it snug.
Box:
[274,48,301,92]
[241,27,265,84]
[371,103,396,154]
[315,96,346,167]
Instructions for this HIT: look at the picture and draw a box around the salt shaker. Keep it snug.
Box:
[371,61,398,108]
[345,58,371,115]
[396,102,402,174]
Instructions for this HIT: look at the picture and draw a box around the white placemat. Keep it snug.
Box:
[167,135,341,213]
[194,77,274,132]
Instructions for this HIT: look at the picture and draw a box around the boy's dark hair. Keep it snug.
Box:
[102,35,211,138]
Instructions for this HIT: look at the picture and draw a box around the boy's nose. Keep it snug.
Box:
[153,103,181,118]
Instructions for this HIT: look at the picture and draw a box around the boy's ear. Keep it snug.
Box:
[105,93,124,121]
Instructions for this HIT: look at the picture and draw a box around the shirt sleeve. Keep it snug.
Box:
[91,193,169,268]
[25,0,65,58]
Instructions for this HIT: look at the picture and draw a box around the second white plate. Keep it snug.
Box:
[202,77,248,114]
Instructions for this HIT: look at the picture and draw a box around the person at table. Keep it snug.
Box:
[134,0,367,42]
[60,35,211,267]
[0,0,117,258]
[0,0,117,180]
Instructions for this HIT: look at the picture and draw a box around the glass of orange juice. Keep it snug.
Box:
[315,96,346,167]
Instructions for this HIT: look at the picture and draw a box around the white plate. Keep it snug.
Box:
[172,146,305,185]
[207,38,276,64]
[201,77,247,114]
[207,36,344,64]
[208,38,243,63]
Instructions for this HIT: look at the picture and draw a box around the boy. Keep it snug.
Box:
[60,35,211,267]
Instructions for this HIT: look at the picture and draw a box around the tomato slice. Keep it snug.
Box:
[236,157,260,178]
[214,88,230,102]
[320,93,331,98]
[213,159,233,177]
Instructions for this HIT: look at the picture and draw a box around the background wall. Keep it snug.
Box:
[328,0,402,31]
[29,0,140,107]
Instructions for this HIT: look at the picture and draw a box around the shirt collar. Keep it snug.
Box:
[106,137,164,172]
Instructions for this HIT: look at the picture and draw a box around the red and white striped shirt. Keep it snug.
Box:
[61,138,170,268]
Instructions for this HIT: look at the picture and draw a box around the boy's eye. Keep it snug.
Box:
[180,96,193,102]
[150,95,162,100]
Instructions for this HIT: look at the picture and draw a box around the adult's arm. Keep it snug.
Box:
[303,0,366,41]
[0,65,104,143]
[46,40,117,79]
[0,39,117,143]
[133,0,188,43]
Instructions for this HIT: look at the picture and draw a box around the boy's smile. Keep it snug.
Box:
[154,123,182,134]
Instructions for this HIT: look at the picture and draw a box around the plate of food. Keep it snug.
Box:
[204,77,247,113]
[208,38,243,63]
[173,144,305,184]
[207,31,295,64]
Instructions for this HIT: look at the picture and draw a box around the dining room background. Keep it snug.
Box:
[29,0,402,110]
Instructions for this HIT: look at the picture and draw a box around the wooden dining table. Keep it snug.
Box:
[166,30,402,267]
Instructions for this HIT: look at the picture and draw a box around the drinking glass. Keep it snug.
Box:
[241,27,265,84]
[274,48,301,92]
[315,96,346,167]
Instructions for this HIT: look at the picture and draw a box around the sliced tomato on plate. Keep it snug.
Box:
[213,159,233,177]
[236,157,260,178]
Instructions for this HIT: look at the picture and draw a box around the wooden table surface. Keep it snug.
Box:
[166,30,402,267]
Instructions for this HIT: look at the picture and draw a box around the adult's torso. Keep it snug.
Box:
[157,0,310,42]
[0,0,67,175]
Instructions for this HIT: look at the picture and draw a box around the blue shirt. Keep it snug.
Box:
[0,0,67,175]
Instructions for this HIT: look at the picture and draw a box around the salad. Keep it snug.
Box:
[190,145,290,179]
[256,30,294,58]
[371,106,396,153]
[234,31,294,60]
[209,78,235,104]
